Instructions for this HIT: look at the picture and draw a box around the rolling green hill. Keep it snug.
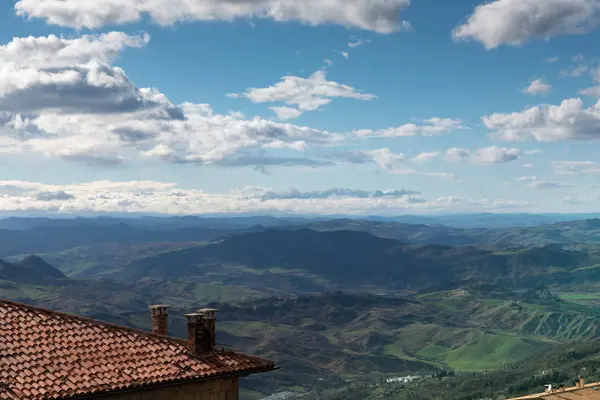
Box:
[30,229,600,294]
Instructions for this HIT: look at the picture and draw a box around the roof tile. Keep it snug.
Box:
[0,300,276,399]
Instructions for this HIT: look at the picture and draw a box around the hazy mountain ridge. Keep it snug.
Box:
[3,216,600,259]
[48,229,598,294]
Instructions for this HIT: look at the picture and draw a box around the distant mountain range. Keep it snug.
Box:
[1,212,598,231]
[18,228,598,294]
[2,216,600,258]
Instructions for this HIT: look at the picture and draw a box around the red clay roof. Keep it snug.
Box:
[0,300,276,399]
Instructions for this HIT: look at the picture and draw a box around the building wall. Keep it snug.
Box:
[102,377,239,400]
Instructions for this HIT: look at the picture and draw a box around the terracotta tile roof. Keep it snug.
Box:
[0,300,277,399]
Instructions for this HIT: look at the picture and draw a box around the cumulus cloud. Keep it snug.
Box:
[354,118,465,138]
[523,79,552,95]
[4,97,345,168]
[410,152,440,164]
[444,146,533,164]
[335,50,350,59]
[483,98,600,141]
[0,60,180,115]
[0,179,532,215]
[0,32,149,68]
[335,148,458,181]
[0,32,350,170]
[229,70,375,120]
[269,106,304,120]
[517,175,577,189]
[554,160,600,174]
[453,0,600,49]
[358,148,406,169]
[14,0,413,33]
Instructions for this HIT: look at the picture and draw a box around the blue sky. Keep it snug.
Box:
[0,0,599,216]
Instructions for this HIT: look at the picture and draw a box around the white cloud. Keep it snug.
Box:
[554,160,600,175]
[444,146,530,164]
[547,56,560,63]
[577,66,600,96]
[228,70,375,119]
[522,163,534,168]
[453,0,600,49]
[4,99,344,168]
[410,152,440,164]
[336,50,350,59]
[0,179,531,215]
[14,0,413,33]
[348,38,372,48]
[389,168,461,182]
[355,118,465,138]
[258,188,423,201]
[0,59,179,115]
[364,148,405,169]
[0,33,348,170]
[323,59,333,67]
[523,79,552,95]
[341,148,405,169]
[0,32,149,68]
[484,98,600,141]
[561,64,589,77]
[434,196,533,210]
[337,148,458,181]
[269,106,303,120]
[517,175,576,189]
[562,195,599,204]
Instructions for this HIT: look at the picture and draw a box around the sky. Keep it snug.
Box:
[0,0,600,216]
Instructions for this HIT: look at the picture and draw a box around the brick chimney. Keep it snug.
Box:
[578,376,585,388]
[185,308,217,356]
[149,305,170,336]
[198,308,217,349]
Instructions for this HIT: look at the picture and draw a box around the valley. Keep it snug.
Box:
[3,216,600,399]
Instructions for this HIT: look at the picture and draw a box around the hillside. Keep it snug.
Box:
[4,254,600,397]
[0,256,67,284]
[0,223,263,256]
[39,229,600,293]
[3,221,600,398]
[332,339,600,400]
